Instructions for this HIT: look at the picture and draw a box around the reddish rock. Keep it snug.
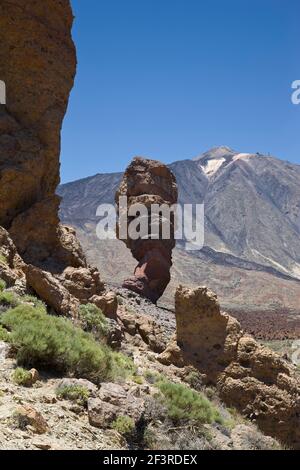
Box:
[116,157,178,303]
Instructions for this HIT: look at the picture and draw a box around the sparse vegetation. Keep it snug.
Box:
[156,379,224,425]
[0,325,9,342]
[143,423,212,450]
[56,384,90,406]
[11,367,32,387]
[185,370,203,391]
[0,304,134,384]
[112,415,135,436]
[132,375,144,385]
[21,295,47,313]
[79,303,109,339]
[109,350,136,380]
[0,254,7,265]
[144,370,160,384]
[0,279,6,292]
[0,291,19,307]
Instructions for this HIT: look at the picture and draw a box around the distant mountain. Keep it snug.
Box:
[58,147,300,339]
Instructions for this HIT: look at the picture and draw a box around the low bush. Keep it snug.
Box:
[0,254,7,265]
[132,375,144,385]
[156,379,224,425]
[79,303,108,339]
[21,295,47,314]
[109,351,136,380]
[112,415,135,436]
[0,291,19,308]
[56,384,90,406]
[0,304,134,384]
[0,325,9,342]
[143,423,211,450]
[184,370,203,391]
[11,367,33,387]
[0,279,6,292]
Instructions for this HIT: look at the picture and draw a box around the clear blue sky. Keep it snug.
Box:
[61,0,300,183]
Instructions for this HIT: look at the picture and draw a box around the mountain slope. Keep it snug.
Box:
[58,147,300,339]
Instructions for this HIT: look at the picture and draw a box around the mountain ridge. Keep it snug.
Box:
[58,147,300,338]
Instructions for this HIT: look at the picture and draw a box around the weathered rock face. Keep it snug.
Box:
[0,227,25,288]
[0,0,81,270]
[159,285,300,448]
[0,1,117,318]
[115,157,178,303]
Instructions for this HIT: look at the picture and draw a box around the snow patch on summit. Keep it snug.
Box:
[232,153,254,162]
[201,158,226,177]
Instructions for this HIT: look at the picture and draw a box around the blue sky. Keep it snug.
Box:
[61,0,300,183]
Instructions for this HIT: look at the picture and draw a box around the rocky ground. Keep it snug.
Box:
[0,286,282,451]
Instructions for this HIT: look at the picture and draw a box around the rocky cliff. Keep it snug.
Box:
[0,0,116,318]
[0,0,83,271]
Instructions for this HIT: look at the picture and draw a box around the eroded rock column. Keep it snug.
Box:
[116,157,178,303]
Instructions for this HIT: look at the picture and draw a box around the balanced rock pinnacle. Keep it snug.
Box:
[115,157,178,303]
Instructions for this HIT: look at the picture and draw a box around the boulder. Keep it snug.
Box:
[90,292,118,319]
[24,264,79,316]
[119,308,167,353]
[15,405,49,434]
[60,266,105,302]
[87,398,118,429]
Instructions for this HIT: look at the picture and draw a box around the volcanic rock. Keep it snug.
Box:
[0,0,81,270]
[115,157,178,303]
[160,285,300,448]
[0,1,116,318]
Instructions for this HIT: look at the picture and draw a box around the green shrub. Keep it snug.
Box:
[56,384,90,406]
[0,254,7,265]
[109,350,136,380]
[0,325,9,342]
[0,304,134,384]
[79,303,109,338]
[144,370,160,384]
[132,375,144,385]
[156,380,224,425]
[11,367,32,387]
[21,295,47,314]
[112,415,135,436]
[185,370,203,391]
[0,291,19,307]
[0,279,6,292]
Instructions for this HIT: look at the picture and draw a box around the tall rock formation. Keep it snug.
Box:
[0,0,83,271]
[159,285,300,448]
[115,157,178,303]
[0,0,117,318]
